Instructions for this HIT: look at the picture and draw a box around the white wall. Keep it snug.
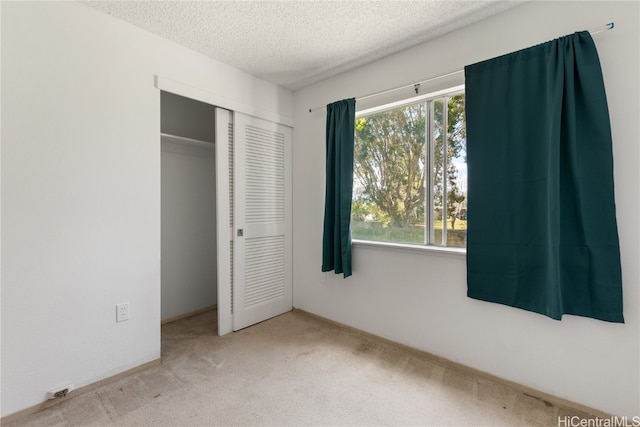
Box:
[161,138,217,321]
[293,1,639,418]
[0,1,292,417]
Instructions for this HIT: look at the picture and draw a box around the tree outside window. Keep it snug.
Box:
[352,91,466,248]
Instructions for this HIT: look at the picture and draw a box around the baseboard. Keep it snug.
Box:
[161,304,217,325]
[293,308,612,420]
[1,358,161,425]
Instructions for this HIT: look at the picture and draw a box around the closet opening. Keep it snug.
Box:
[160,91,218,328]
[156,81,292,337]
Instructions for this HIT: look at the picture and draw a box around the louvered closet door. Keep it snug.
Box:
[233,112,292,330]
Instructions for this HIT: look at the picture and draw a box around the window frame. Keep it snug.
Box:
[352,84,467,254]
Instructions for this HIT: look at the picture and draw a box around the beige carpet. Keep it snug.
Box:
[6,309,595,426]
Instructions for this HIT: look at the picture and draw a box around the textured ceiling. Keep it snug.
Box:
[81,1,523,91]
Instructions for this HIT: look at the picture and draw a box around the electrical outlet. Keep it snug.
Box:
[116,302,130,322]
[46,384,73,400]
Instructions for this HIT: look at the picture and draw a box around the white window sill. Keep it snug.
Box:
[352,239,466,259]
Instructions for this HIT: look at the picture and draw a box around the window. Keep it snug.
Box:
[352,87,466,249]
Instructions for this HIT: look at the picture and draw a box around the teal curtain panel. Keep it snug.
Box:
[322,98,356,278]
[464,32,623,322]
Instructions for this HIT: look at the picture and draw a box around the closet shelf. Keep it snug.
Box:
[161,132,214,148]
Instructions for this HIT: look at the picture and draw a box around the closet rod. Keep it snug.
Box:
[307,22,614,113]
[161,132,215,147]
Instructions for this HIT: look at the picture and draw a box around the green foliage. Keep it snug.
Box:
[352,221,467,248]
[351,199,391,227]
[351,199,368,222]
[353,94,467,246]
[432,94,467,230]
[354,104,426,228]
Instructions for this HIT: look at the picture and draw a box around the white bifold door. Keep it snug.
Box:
[215,108,292,334]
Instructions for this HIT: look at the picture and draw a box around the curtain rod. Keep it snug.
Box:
[307,22,614,113]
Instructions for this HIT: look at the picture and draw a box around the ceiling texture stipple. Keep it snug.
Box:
[81,1,524,91]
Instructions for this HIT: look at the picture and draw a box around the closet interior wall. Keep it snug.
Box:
[161,91,218,322]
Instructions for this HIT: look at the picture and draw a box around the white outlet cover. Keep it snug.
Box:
[46,384,74,400]
[116,303,130,322]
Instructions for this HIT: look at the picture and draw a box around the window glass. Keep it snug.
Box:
[352,90,466,248]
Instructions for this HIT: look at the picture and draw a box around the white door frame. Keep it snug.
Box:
[214,108,233,335]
